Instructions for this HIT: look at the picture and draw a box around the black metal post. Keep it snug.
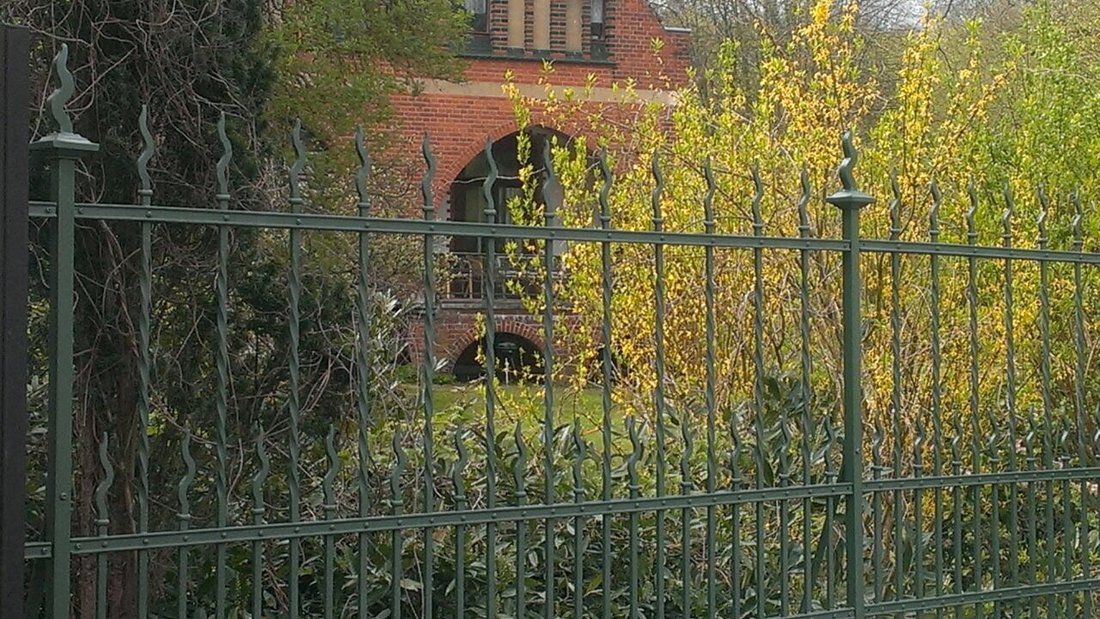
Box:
[0,23,31,619]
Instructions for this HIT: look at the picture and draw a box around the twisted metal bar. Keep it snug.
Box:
[135,103,154,619]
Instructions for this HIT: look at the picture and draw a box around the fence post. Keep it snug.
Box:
[29,44,98,618]
[826,131,873,618]
[0,24,30,619]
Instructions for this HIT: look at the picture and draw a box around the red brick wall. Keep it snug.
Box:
[390,0,688,374]
[387,0,689,210]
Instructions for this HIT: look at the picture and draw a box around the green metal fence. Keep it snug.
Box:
[16,44,1100,618]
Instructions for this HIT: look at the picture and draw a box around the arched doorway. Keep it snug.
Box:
[451,332,545,383]
[446,128,574,300]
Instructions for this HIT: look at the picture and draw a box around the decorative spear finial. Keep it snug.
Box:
[750,163,764,236]
[1072,191,1084,252]
[137,105,155,200]
[599,148,614,228]
[825,130,873,210]
[888,174,901,240]
[216,113,232,202]
[47,44,76,135]
[966,180,978,245]
[929,179,942,243]
[421,133,436,218]
[355,126,371,215]
[289,119,307,214]
[32,43,98,153]
[482,137,498,223]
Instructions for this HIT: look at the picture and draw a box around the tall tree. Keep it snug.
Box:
[2,0,468,615]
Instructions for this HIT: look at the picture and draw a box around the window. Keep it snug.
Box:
[591,0,607,59]
[466,0,490,53]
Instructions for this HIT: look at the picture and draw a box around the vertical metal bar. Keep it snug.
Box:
[1042,412,1055,605]
[913,410,925,603]
[928,182,944,619]
[989,431,1002,603]
[680,420,693,618]
[572,424,586,619]
[887,178,904,609]
[731,401,744,616]
[480,137,500,619]
[825,409,838,609]
[626,418,641,619]
[354,126,372,619]
[514,426,530,618]
[1025,419,1039,614]
[1037,188,1059,616]
[0,26,29,619]
[419,134,437,619]
[94,434,113,619]
[965,183,983,619]
[288,119,306,619]
[541,141,559,619]
[1001,187,1020,617]
[213,113,232,619]
[135,104,155,619]
[32,43,99,619]
[871,424,884,604]
[1071,193,1090,619]
[324,426,342,619]
[797,169,815,614]
[825,132,872,619]
[749,165,767,619]
[453,430,469,618]
[950,430,963,615]
[177,432,196,619]
[702,160,718,619]
[1060,423,1073,616]
[250,429,269,619]
[650,154,668,619]
[598,150,615,619]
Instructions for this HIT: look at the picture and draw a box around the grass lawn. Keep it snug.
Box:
[427,382,623,442]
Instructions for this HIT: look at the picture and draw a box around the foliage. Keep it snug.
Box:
[503,0,1100,473]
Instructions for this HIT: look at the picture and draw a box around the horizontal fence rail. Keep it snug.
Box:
[15,45,1100,619]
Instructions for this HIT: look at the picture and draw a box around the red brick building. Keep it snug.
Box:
[395,0,690,379]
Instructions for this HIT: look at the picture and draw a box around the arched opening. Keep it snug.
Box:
[452,332,545,383]
[449,128,571,237]
[447,128,572,299]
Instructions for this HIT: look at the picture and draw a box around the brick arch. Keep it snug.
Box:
[440,121,600,189]
[440,120,522,188]
[443,318,545,369]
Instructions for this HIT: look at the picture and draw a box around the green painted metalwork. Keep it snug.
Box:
[453,428,470,617]
[354,125,373,619]
[702,158,718,619]
[288,118,306,619]
[177,431,196,619]
[251,427,270,619]
[541,140,559,619]
[135,104,154,619]
[480,136,500,619]
[750,163,767,619]
[94,434,113,619]
[598,149,615,619]
[797,167,815,616]
[20,45,1100,619]
[325,425,342,619]
[213,111,232,619]
[825,131,872,619]
[31,43,97,619]
[419,132,438,619]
